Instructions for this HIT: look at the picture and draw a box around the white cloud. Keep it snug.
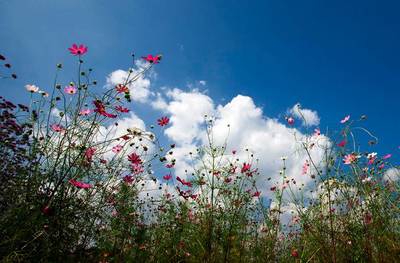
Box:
[290,103,320,127]
[153,89,329,197]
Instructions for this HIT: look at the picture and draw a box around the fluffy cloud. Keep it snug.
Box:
[106,61,152,103]
[152,89,329,197]
[384,168,400,182]
[290,103,320,127]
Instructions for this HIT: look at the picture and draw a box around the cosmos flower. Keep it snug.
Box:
[128,152,142,165]
[343,153,360,165]
[286,117,295,125]
[115,84,129,93]
[337,140,347,147]
[163,174,172,180]
[64,85,77,95]
[115,105,129,113]
[383,154,392,160]
[241,163,251,173]
[123,175,134,184]
[85,147,96,162]
[176,176,192,187]
[69,179,92,189]
[157,116,170,126]
[302,160,310,175]
[112,145,123,153]
[68,44,88,56]
[314,128,321,136]
[79,109,92,116]
[51,124,64,132]
[142,54,162,64]
[341,115,350,124]
[252,191,261,197]
[25,84,39,93]
[93,100,117,118]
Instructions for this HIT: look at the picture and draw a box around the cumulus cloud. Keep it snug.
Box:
[152,89,329,198]
[290,103,320,127]
[106,61,152,103]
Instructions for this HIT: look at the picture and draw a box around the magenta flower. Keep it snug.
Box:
[85,147,96,162]
[123,175,134,184]
[241,163,251,173]
[252,191,261,197]
[157,116,170,126]
[112,145,123,153]
[64,85,77,95]
[93,100,117,118]
[69,179,92,189]
[286,117,295,126]
[51,124,64,133]
[341,115,350,124]
[163,174,172,180]
[176,176,192,187]
[68,44,88,56]
[128,152,142,165]
[337,140,346,147]
[142,54,161,64]
[115,105,129,113]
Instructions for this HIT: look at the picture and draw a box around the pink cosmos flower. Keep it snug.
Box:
[314,128,321,136]
[286,117,295,125]
[79,109,91,116]
[341,115,350,124]
[241,163,251,173]
[252,191,261,197]
[68,44,88,56]
[379,163,385,170]
[163,174,172,180]
[142,54,162,64]
[165,163,174,168]
[85,147,96,162]
[128,152,142,165]
[343,153,359,165]
[93,100,117,118]
[176,176,192,187]
[157,116,170,126]
[232,150,237,155]
[383,154,392,160]
[112,145,123,153]
[115,84,129,93]
[338,140,347,147]
[302,160,310,175]
[115,105,129,113]
[123,175,134,184]
[131,163,144,175]
[224,177,232,183]
[25,84,39,93]
[51,124,64,133]
[69,179,92,189]
[64,85,77,95]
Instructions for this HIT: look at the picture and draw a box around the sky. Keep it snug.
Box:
[1,0,399,173]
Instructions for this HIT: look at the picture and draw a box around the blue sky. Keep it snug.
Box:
[1,0,399,158]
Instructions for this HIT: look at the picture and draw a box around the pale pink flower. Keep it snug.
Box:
[64,85,77,95]
[314,128,321,136]
[343,153,360,165]
[340,115,350,124]
[79,109,92,116]
[25,84,39,93]
[51,124,64,132]
[112,145,123,153]
[383,154,392,160]
[302,160,310,175]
